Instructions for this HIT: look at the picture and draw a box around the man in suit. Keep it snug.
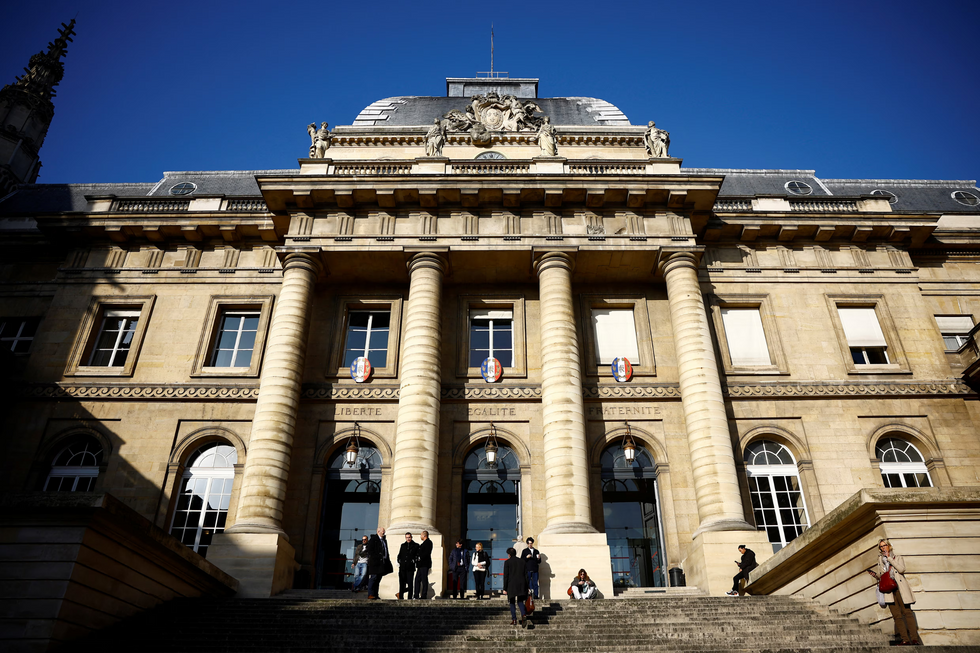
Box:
[396,532,420,599]
[414,530,433,600]
[520,536,541,599]
[726,544,758,596]
[366,526,392,599]
[447,539,470,599]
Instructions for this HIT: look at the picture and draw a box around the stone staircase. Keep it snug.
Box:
[82,595,973,652]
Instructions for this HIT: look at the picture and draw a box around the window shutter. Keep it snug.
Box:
[592,309,639,365]
[935,316,974,334]
[720,308,771,365]
[838,307,887,347]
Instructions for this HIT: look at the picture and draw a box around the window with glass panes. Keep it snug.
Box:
[88,310,140,367]
[838,306,889,364]
[210,311,260,367]
[469,309,513,367]
[170,443,237,558]
[876,438,932,488]
[0,317,40,353]
[343,310,390,367]
[44,439,103,492]
[935,315,974,351]
[744,441,810,550]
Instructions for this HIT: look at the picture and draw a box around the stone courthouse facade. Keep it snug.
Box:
[3,24,980,646]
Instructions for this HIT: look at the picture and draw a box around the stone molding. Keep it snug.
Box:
[582,384,681,399]
[441,386,542,400]
[725,379,974,398]
[302,384,400,401]
[19,383,260,400]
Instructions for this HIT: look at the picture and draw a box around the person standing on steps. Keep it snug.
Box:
[351,535,369,592]
[396,532,420,599]
[867,538,921,645]
[520,536,541,599]
[569,569,597,599]
[366,526,392,600]
[471,542,491,599]
[726,544,757,596]
[414,530,433,600]
[447,539,470,599]
[503,547,530,627]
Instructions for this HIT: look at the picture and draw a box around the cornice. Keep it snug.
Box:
[302,384,400,401]
[724,380,974,398]
[18,383,260,400]
[583,384,682,399]
[442,385,542,400]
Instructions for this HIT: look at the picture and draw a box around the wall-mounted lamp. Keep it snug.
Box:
[622,422,636,465]
[344,423,361,467]
[485,423,499,467]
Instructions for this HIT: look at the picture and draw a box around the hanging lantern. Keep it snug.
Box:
[485,424,499,467]
[344,423,361,467]
[622,422,637,464]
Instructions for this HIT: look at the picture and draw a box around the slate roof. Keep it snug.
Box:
[686,169,832,197]
[144,170,296,197]
[353,96,630,127]
[821,179,980,214]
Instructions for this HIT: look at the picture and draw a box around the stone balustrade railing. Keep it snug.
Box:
[449,161,532,174]
[333,162,413,175]
[789,198,859,212]
[113,198,191,212]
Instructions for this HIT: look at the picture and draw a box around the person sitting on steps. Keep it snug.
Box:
[726,544,757,596]
[569,569,597,599]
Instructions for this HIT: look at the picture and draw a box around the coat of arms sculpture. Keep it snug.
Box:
[441,91,546,146]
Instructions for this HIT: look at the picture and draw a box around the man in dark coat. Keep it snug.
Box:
[520,536,541,599]
[726,544,758,596]
[447,539,470,599]
[366,526,392,599]
[502,547,529,626]
[396,532,420,599]
[414,530,433,600]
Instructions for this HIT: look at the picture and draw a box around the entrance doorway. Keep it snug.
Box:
[461,444,521,592]
[601,444,666,588]
[314,445,382,589]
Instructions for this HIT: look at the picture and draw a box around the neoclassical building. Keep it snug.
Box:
[3,24,980,645]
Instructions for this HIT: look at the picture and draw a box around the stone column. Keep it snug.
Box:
[662,251,750,533]
[211,252,319,597]
[534,251,595,534]
[388,252,447,533]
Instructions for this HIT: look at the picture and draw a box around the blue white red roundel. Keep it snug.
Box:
[350,357,372,383]
[481,357,502,383]
[611,357,633,382]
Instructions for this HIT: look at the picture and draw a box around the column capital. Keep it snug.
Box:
[281,251,323,276]
[406,251,448,276]
[661,251,699,275]
[533,250,575,277]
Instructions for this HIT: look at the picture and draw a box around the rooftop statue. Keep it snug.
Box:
[425,119,447,157]
[440,92,546,146]
[307,122,331,158]
[537,117,558,157]
[644,121,670,158]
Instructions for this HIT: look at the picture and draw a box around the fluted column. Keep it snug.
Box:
[535,252,596,534]
[663,252,752,534]
[227,252,321,535]
[388,252,447,532]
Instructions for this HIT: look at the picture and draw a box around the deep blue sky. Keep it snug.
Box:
[3,0,978,185]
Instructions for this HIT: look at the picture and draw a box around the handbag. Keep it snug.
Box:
[525,595,535,614]
[878,569,898,593]
[567,586,574,597]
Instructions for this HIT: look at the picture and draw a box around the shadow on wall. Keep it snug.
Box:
[539,553,553,600]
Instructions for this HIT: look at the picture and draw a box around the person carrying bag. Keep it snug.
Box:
[866,539,920,646]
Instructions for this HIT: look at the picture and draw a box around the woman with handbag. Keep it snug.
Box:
[471,542,491,600]
[569,569,597,599]
[866,539,920,645]
[502,547,530,627]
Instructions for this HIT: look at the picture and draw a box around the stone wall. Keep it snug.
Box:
[0,493,238,652]
[745,487,980,646]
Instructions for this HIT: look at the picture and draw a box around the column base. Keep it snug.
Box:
[681,530,772,596]
[379,532,444,599]
[207,533,298,598]
[534,532,612,600]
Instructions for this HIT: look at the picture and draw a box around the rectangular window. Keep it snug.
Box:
[592,309,639,365]
[343,310,390,368]
[720,308,771,366]
[935,315,974,351]
[210,311,260,367]
[88,310,140,367]
[469,309,513,368]
[0,317,40,354]
[838,307,889,365]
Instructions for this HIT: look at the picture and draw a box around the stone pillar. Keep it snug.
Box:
[389,252,447,533]
[662,251,769,595]
[532,252,611,599]
[211,251,320,596]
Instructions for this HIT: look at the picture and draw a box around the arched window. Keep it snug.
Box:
[170,443,237,558]
[44,438,103,492]
[744,440,810,551]
[876,437,932,488]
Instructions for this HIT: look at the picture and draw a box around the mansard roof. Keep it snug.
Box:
[353,96,631,127]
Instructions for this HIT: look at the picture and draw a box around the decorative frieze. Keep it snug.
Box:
[583,384,681,399]
[20,383,260,400]
[302,384,400,401]
[442,386,541,400]
[725,380,974,398]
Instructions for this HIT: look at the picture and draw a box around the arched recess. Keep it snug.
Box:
[738,425,824,523]
[311,425,387,590]
[596,427,670,589]
[869,424,944,488]
[741,439,812,551]
[32,426,113,492]
[452,425,530,469]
